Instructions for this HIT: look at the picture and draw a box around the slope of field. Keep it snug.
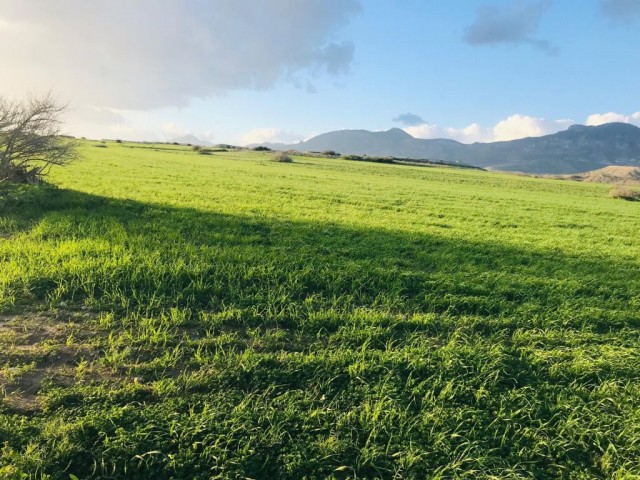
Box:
[1,141,639,479]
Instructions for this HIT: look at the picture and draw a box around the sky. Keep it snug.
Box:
[0,0,639,145]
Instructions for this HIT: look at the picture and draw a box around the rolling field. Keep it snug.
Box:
[1,141,639,479]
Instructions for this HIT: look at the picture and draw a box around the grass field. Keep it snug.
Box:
[1,141,639,479]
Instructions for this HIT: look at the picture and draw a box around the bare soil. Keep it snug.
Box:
[0,310,102,412]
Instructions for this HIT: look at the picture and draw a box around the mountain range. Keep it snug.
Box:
[262,122,640,174]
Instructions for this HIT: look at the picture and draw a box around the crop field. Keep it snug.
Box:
[0,141,639,479]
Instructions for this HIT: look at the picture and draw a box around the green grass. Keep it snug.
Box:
[0,140,639,479]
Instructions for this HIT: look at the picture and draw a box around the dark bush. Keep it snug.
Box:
[272,152,293,163]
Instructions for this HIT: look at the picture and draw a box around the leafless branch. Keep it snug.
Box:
[0,93,78,183]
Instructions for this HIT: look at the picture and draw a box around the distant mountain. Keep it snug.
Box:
[171,134,213,146]
[266,123,640,174]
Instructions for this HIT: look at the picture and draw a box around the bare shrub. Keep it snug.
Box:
[0,94,78,183]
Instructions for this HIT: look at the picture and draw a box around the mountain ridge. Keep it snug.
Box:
[262,122,640,174]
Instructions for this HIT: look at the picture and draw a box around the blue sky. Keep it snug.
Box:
[1,0,638,144]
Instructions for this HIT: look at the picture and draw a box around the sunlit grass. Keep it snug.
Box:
[0,140,638,478]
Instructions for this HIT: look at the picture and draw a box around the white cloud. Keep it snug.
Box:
[493,114,546,140]
[63,106,129,139]
[66,106,126,126]
[403,114,573,143]
[162,123,190,139]
[405,122,496,143]
[0,1,360,110]
[240,128,305,146]
[404,124,449,140]
[449,123,489,143]
[161,123,215,143]
[585,111,640,126]
[493,114,572,141]
[107,124,160,142]
[65,120,160,142]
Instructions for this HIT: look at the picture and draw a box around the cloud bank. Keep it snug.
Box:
[599,0,640,22]
[464,0,556,53]
[403,114,573,143]
[0,0,360,110]
[586,111,640,126]
[403,110,640,143]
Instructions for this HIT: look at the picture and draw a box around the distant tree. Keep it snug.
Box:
[0,94,78,183]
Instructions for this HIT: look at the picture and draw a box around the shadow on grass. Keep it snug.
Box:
[1,183,638,331]
[1,183,640,479]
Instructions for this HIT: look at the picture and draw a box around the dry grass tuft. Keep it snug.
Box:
[609,185,640,201]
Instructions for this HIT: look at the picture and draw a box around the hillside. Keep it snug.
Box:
[1,141,639,478]
[562,165,640,184]
[267,122,640,174]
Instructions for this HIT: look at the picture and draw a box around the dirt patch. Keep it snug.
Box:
[0,310,102,412]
